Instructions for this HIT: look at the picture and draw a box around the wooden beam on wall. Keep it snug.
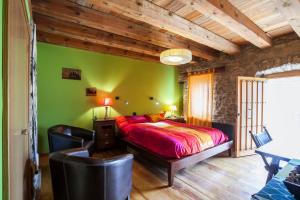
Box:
[179,0,272,48]
[187,66,226,75]
[34,13,166,57]
[83,0,240,54]
[32,0,218,61]
[275,0,300,37]
[36,31,160,63]
[264,70,300,79]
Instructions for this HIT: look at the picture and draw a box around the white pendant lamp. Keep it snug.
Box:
[160,48,192,65]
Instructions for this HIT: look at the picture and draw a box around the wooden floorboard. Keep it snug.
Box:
[40,149,266,200]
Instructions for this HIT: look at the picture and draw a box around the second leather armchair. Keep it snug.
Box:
[49,148,133,200]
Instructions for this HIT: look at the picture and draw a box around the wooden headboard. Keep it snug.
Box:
[212,122,234,141]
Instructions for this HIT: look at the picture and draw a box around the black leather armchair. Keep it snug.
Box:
[48,125,95,156]
[49,148,133,200]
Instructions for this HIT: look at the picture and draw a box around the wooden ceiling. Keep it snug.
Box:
[32,0,300,64]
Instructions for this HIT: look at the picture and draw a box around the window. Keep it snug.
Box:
[187,73,213,127]
[265,76,300,142]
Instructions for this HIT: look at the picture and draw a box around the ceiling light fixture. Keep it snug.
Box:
[160,49,192,65]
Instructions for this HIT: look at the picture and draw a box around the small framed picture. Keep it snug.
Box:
[62,68,81,80]
[86,87,97,96]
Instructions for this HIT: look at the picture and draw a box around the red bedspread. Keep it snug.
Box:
[117,118,228,158]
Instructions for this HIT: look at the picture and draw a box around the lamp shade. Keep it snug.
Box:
[100,97,113,106]
[170,105,177,111]
[160,49,192,65]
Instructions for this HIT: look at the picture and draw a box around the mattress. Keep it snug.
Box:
[116,116,228,158]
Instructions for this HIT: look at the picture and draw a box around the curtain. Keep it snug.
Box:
[29,23,38,167]
[29,23,41,199]
[187,73,213,127]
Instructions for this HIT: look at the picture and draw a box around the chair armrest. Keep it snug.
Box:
[60,148,90,158]
[50,132,83,142]
[100,154,134,165]
[101,154,133,200]
[71,127,95,142]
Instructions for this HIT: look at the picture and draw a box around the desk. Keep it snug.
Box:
[252,159,300,200]
[255,141,300,182]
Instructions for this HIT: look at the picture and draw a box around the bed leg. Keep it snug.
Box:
[168,165,175,187]
[228,148,232,157]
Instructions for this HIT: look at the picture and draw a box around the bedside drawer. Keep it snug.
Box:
[97,138,115,149]
[95,124,115,131]
[99,130,115,138]
[93,119,116,150]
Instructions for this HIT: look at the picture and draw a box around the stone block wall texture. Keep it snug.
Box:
[178,33,300,125]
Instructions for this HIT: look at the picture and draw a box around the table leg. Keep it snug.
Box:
[266,158,279,183]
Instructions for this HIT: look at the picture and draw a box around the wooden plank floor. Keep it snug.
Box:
[40,149,267,200]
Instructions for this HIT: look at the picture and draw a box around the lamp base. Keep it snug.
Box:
[104,106,108,120]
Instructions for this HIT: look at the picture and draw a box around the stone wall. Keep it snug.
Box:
[178,33,300,125]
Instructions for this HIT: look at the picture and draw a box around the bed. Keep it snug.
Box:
[116,115,234,186]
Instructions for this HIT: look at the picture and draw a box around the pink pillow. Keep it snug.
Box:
[144,113,166,122]
[115,115,150,130]
[115,116,129,129]
[126,115,149,124]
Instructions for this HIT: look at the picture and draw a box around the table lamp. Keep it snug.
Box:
[100,97,113,120]
[170,105,177,117]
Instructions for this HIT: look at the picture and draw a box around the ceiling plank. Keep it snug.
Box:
[34,13,166,57]
[275,0,300,37]
[32,0,218,61]
[84,0,240,54]
[178,0,272,48]
[37,31,160,63]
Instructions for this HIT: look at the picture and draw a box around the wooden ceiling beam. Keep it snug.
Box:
[32,0,218,61]
[34,13,166,57]
[37,31,160,63]
[179,0,272,48]
[83,0,240,54]
[275,0,300,37]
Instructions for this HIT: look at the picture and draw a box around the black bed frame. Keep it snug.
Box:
[119,122,234,187]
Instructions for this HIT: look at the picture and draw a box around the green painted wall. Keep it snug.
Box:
[37,42,180,153]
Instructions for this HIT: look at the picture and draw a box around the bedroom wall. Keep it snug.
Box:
[37,42,180,153]
[178,33,300,125]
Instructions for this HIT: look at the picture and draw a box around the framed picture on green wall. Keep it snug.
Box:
[86,87,97,96]
[62,68,81,80]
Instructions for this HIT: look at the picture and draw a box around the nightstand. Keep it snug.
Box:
[166,116,186,123]
[93,119,116,150]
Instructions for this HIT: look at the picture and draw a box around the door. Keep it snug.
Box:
[235,76,266,157]
[4,0,31,199]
